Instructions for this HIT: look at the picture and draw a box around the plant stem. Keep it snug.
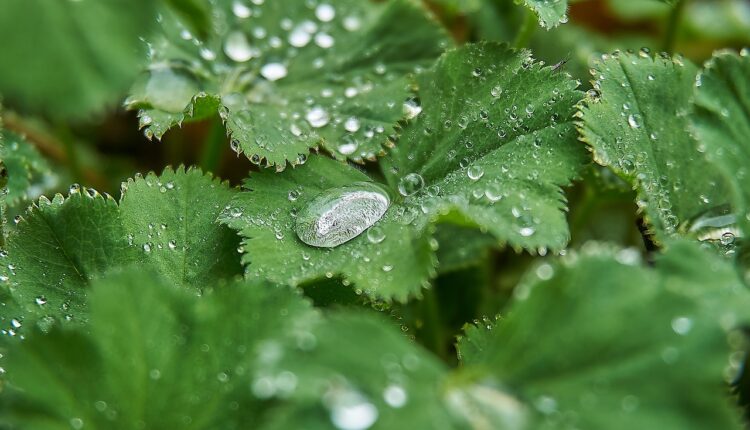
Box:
[662,0,686,54]
[199,118,228,173]
[513,10,538,50]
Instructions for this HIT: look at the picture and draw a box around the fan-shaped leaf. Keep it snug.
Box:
[220,43,586,301]
[127,0,450,168]
[578,51,731,242]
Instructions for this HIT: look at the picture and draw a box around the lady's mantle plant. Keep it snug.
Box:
[0,0,750,429]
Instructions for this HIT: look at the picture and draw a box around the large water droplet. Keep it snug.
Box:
[295,182,390,248]
[682,205,740,243]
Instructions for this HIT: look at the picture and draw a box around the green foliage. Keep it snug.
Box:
[0,167,241,330]
[457,241,748,429]
[578,51,731,242]
[690,50,750,238]
[127,0,449,168]
[0,0,158,119]
[220,43,586,302]
[0,131,58,207]
[0,269,463,429]
[2,1,750,428]
[521,0,569,29]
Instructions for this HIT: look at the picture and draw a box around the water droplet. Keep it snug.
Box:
[289,25,312,47]
[467,165,484,181]
[338,136,359,155]
[35,296,47,306]
[671,316,693,335]
[200,47,217,61]
[295,182,390,248]
[329,391,379,430]
[627,114,641,129]
[306,106,330,128]
[383,385,407,408]
[224,31,255,62]
[402,98,422,120]
[343,16,362,31]
[232,0,251,18]
[314,32,335,48]
[682,205,740,242]
[260,63,287,81]
[344,117,361,133]
[397,173,424,196]
[366,225,386,243]
[315,3,336,22]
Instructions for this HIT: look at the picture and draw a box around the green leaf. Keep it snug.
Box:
[0,167,242,330]
[258,312,462,429]
[530,24,656,84]
[127,0,450,168]
[0,269,317,429]
[690,50,750,237]
[0,130,58,207]
[1,190,133,324]
[221,155,437,301]
[163,0,212,40]
[1,269,466,429]
[577,51,731,242]
[684,1,750,43]
[457,241,748,429]
[521,0,569,29]
[0,0,157,119]
[119,166,242,288]
[221,42,586,301]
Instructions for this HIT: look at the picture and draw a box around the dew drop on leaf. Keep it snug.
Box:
[627,114,642,129]
[306,106,330,128]
[382,384,407,408]
[397,173,424,197]
[402,97,422,120]
[467,165,484,181]
[366,225,386,244]
[315,3,336,22]
[260,63,288,82]
[224,31,255,62]
[328,389,379,430]
[232,0,251,18]
[295,182,390,248]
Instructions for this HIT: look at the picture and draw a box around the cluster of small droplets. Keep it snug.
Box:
[129,0,436,168]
